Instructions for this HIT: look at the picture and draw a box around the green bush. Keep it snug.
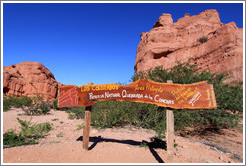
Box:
[198,36,208,43]
[3,118,52,148]
[23,94,51,115]
[174,109,239,130]
[91,101,166,137]
[3,94,51,115]
[19,96,33,107]
[3,130,38,148]
[17,118,52,138]
[52,99,58,110]
[39,102,51,114]
[3,95,32,111]
[76,124,84,130]
[3,97,11,112]
[65,107,85,119]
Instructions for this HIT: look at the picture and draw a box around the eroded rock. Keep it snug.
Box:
[135,9,243,82]
[3,62,58,100]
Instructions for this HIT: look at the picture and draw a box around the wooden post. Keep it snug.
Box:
[166,80,174,153]
[83,82,93,150]
[83,106,92,150]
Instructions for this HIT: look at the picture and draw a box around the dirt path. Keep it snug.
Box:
[3,109,243,163]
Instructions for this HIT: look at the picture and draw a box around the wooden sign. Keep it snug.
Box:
[58,79,217,109]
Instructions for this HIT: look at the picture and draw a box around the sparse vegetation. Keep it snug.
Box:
[3,95,32,112]
[3,130,38,148]
[3,94,51,115]
[198,36,208,43]
[184,13,190,16]
[51,118,59,121]
[66,107,85,119]
[3,118,52,148]
[52,99,58,110]
[24,93,51,115]
[3,97,11,112]
[68,113,76,119]
[56,132,63,138]
[76,123,84,130]
[140,141,148,148]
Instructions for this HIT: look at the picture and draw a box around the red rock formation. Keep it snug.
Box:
[3,62,59,100]
[135,9,243,82]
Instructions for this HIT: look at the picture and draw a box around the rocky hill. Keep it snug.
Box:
[135,9,243,82]
[3,62,59,100]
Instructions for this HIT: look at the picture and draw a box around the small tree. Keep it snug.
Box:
[198,36,208,43]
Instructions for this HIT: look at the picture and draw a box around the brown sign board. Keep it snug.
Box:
[58,79,217,109]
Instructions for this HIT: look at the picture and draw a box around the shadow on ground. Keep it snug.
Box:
[77,136,166,163]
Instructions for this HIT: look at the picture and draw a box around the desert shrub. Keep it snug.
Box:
[23,94,51,115]
[56,132,63,138]
[91,101,166,137]
[214,83,243,113]
[91,101,127,128]
[76,124,84,130]
[51,118,59,121]
[3,118,52,148]
[17,118,50,137]
[52,99,58,110]
[6,95,23,108]
[39,102,51,114]
[3,130,38,148]
[19,96,33,107]
[198,36,208,43]
[3,94,51,115]
[174,109,239,130]
[184,13,190,16]
[17,118,52,138]
[65,107,85,119]
[3,97,11,112]
[3,95,33,111]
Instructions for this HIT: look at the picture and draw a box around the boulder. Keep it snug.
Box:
[3,62,59,100]
[135,9,243,82]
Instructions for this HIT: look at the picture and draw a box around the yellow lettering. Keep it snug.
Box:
[81,86,90,92]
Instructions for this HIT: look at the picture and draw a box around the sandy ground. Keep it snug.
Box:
[3,108,244,164]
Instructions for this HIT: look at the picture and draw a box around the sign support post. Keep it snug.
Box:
[166,80,174,153]
[83,106,92,150]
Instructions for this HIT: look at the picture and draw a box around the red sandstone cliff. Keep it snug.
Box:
[3,62,59,100]
[135,9,243,82]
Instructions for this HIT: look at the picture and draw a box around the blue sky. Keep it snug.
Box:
[3,2,244,86]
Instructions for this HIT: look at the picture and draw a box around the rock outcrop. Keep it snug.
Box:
[3,62,58,100]
[135,9,243,82]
